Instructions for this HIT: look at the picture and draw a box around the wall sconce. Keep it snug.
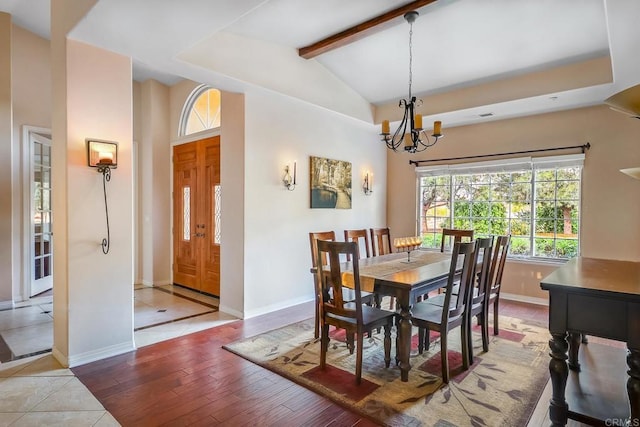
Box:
[87,139,118,254]
[363,171,373,195]
[283,162,297,191]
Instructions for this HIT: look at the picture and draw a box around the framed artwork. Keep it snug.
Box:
[310,156,352,209]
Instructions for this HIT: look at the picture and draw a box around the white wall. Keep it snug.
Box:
[241,88,387,318]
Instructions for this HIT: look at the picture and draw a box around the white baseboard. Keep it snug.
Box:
[0,300,14,310]
[218,304,243,319]
[501,292,549,306]
[140,280,154,287]
[243,295,314,320]
[66,341,136,368]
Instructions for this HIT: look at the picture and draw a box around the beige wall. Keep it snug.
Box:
[0,13,12,306]
[10,24,52,302]
[139,79,171,286]
[388,105,640,302]
[51,27,134,365]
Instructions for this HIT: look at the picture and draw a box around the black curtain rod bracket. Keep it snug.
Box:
[409,142,590,166]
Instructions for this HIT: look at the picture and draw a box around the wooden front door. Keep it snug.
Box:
[173,136,220,296]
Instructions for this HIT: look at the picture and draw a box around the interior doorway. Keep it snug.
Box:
[172,136,221,296]
[26,129,53,298]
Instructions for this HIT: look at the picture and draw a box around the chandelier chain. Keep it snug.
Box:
[408,20,413,99]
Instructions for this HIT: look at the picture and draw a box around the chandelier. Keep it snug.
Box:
[380,11,443,154]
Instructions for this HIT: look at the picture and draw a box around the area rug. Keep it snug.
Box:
[223,316,550,427]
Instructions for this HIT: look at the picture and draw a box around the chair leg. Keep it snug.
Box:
[493,299,500,335]
[347,333,355,354]
[418,327,425,354]
[425,327,431,351]
[314,301,320,339]
[383,324,391,368]
[481,309,489,353]
[356,332,364,384]
[467,314,474,366]
[320,323,329,370]
[441,329,449,383]
[461,321,470,371]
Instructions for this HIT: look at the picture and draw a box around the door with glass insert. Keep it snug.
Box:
[172,136,220,296]
[31,133,53,296]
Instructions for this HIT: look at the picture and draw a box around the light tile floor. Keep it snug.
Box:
[0,285,238,426]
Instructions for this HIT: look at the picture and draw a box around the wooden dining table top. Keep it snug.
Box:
[340,250,453,292]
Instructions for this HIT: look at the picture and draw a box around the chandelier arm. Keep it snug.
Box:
[389,102,410,151]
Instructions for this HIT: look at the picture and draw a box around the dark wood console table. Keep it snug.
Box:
[540,257,640,426]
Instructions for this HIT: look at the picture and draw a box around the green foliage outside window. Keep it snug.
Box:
[418,165,581,260]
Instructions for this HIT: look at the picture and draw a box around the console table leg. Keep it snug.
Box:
[549,332,569,427]
[568,332,581,371]
[627,348,640,424]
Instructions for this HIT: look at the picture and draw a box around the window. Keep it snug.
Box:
[179,85,221,136]
[417,154,583,260]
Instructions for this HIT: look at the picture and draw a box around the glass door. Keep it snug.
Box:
[30,132,53,296]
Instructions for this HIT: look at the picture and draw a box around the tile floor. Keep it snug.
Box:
[0,285,237,426]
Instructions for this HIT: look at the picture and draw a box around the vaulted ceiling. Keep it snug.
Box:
[2,0,640,128]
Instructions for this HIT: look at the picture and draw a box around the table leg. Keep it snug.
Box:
[627,348,640,424]
[568,332,581,371]
[397,298,412,382]
[549,332,569,427]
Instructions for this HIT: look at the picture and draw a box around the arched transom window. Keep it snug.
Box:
[179,85,221,136]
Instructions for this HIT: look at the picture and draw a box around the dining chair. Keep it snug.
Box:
[344,229,371,261]
[315,239,396,384]
[465,237,494,364]
[426,228,473,298]
[309,231,378,344]
[309,231,336,339]
[486,234,510,336]
[409,241,476,383]
[370,227,396,310]
[370,227,392,257]
[440,228,474,252]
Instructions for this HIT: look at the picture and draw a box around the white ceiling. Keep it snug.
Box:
[2,0,639,127]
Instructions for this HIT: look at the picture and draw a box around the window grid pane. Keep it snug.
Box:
[213,184,221,245]
[418,165,581,260]
[183,187,191,241]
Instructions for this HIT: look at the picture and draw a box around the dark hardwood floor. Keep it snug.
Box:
[72,299,549,426]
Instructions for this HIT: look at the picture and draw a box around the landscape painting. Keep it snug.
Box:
[310,156,352,209]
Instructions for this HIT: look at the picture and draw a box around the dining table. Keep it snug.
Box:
[340,249,456,382]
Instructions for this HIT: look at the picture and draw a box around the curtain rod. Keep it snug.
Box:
[408,143,591,166]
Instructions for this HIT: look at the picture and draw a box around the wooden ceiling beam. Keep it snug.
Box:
[298,0,437,59]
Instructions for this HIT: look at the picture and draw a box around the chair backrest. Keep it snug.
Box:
[440,241,476,324]
[487,235,511,300]
[440,228,474,252]
[469,237,494,311]
[315,240,362,323]
[309,231,336,268]
[344,229,371,260]
[370,227,392,256]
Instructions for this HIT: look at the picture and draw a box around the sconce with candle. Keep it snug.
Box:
[363,172,373,195]
[87,139,118,254]
[283,162,297,191]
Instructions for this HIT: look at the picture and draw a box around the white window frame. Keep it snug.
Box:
[416,154,584,261]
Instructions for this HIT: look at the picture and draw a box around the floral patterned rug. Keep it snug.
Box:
[223,316,550,427]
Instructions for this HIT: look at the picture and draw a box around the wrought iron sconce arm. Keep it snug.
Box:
[98,165,111,254]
